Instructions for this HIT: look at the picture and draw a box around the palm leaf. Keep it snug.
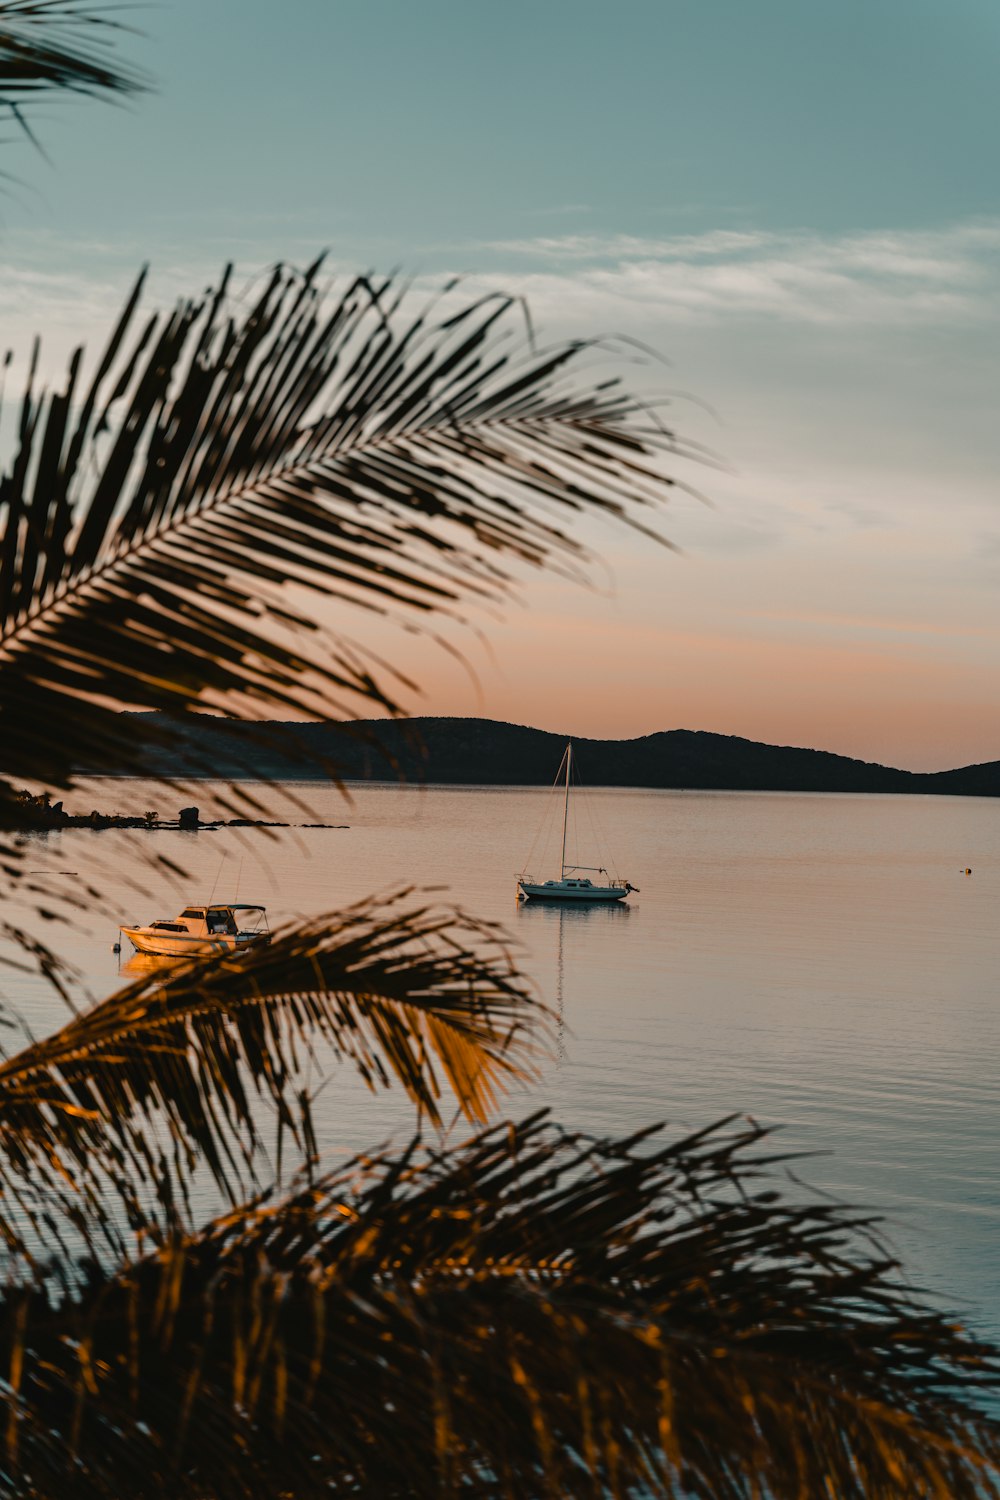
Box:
[0,261,697,818]
[0,892,544,1269]
[2,1111,997,1498]
[0,1,146,134]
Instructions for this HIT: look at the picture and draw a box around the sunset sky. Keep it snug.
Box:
[4,0,1000,771]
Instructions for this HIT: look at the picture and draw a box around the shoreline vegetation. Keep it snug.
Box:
[11,711,995,834]
[11,714,997,833]
[65,712,1000,797]
[9,789,347,833]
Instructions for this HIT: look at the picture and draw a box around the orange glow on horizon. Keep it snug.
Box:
[360,610,1000,776]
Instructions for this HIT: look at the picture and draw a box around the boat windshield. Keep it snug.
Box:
[206,907,238,935]
[226,905,268,930]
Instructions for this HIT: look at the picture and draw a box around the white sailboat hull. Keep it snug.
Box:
[518,880,630,903]
[517,743,638,905]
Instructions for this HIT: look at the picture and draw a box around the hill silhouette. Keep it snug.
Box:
[83,715,1000,797]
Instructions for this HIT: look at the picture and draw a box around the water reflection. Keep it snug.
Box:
[119,950,193,979]
[514,899,633,926]
[8,781,1000,1349]
[516,899,633,1061]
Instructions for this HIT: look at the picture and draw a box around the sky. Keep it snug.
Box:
[3,0,1000,771]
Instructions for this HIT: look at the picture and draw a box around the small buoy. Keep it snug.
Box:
[963,868,972,876]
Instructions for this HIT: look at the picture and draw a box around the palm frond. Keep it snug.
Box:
[2,1111,998,1499]
[0,262,697,811]
[0,2,146,130]
[0,892,543,1268]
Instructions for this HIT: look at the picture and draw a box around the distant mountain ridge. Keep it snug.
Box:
[80,715,1000,797]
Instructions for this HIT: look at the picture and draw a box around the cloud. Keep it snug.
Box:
[462,220,1000,327]
[7,216,1000,382]
[478,229,775,260]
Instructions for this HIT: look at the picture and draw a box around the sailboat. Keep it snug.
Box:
[517,743,638,903]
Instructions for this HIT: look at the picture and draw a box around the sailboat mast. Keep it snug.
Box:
[560,742,572,878]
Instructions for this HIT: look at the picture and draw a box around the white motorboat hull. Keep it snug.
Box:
[121,900,270,958]
[121,928,268,958]
[518,881,630,903]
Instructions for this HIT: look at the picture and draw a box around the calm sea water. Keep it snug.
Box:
[7,781,1000,1341]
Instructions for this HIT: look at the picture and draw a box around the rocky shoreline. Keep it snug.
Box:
[8,792,346,832]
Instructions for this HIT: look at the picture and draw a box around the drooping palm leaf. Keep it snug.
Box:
[0,892,544,1269]
[0,1,146,135]
[2,1111,998,1499]
[0,261,698,821]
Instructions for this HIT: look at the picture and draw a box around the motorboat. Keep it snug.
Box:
[517,744,638,903]
[120,902,270,957]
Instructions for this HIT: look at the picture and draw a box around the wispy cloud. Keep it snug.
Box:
[8,217,1000,373]
[478,229,777,260]
[462,220,1000,327]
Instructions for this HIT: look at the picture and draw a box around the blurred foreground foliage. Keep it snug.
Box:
[0,4,998,1495]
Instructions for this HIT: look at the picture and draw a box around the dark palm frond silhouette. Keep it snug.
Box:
[0,275,998,1500]
[2,16,1000,1495]
[0,261,696,824]
[0,1,146,140]
[0,893,544,1269]
[4,1111,999,1499]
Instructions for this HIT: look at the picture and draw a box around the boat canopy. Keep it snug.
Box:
[181,904,266,916]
